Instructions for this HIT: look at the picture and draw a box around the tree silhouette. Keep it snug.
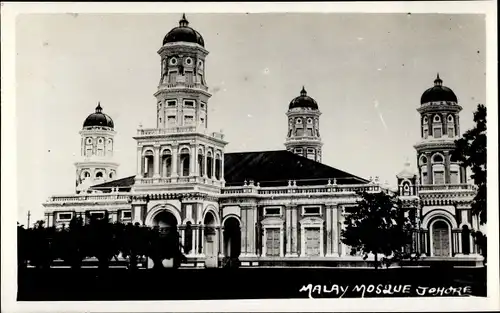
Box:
[453,104,487,260]
[341,191,415,269]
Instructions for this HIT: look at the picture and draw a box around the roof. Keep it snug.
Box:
[289,86,319,110]
[90,150,368,190]
[420,74,458,105]
[224,150,367,186]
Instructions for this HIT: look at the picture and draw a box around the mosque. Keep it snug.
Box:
[42,15,483,268]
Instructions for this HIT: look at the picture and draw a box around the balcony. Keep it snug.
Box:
[221,183,384,197]
[135,176,224,188]
[159,79,209,92]
[418,184,475,192]
[47,193,131,203]
[136,126,225,141]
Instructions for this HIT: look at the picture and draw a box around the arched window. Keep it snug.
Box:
[109,171,114,179]
[306,148,315,160]
[81,171,91,180]
[179,148,190,177]
[95,171,103,179]
[295,118,304,136]
[143,150,154,178]
[447,115,455,138]
[433,115,442,138]
[402,182,411,196]
[422,116,429,139]
[161,149,172,177]
[215,153,222,180]
[432,220,451,257]
[419,155,428,185]
[197,149,204,176]
[462,225,471,255]
[432,153,445,184]
[206,151,213,178]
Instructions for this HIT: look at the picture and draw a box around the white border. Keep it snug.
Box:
[1,2,498,312]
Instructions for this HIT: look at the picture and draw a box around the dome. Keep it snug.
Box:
[83,103,114,129]
[420,74,458,104]
[289,86,319,110]
[163,14,205,47]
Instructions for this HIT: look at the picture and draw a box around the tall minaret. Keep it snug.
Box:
[414,74,466,185]
[133,14,227,191]
[284,86,323,162]
[75,103,119,193]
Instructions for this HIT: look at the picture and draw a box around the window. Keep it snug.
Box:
[419,155,428,166]
[307,118,313,124]
[86,138,92,144]
[184,100,195,107]
[433,127,442,138]
[296,118,302,124]
[303,206,321,216]
[98,138,104,144]
[433,115,441,123]
[167,100,176,107]
[82,171,91,179]
[90,212,105,219]
[95,172,103,178]
[200,117,205,125]
[57,212,73,221]
[423,117,428,124]
[434,171,445,184]
[121,211,132,219]
[169,57,177,65]
[200,102,206,109]
[85,148,93,157]
[421,170,428,184]
[432,154,444,163]
[343,206,357,214]
[97,148,104,157]
[168,116,176,124]
[264,207,281,216]
[294,148,303,155]
[448,127,455,138]
[306,128,313,136]
[185,57,192,65]
[109,172,114,179]
[265,228,280,257]
[184,115,194,125]
[447,115,454,123]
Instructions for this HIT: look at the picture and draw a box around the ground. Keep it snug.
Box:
[17,267,486,300]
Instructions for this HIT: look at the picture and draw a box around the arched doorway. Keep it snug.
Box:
[150,210,180,268]
[431,220,451,257]
[204,212,219,267]
[223,216,241,258]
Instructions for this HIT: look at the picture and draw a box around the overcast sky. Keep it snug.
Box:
[16,13,486,223]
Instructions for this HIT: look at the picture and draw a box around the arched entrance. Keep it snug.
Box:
[204,211,219,267]
[223,216,241,258]
[431,220,451,257]
[150,210,180,268]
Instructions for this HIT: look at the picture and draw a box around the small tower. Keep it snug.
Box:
[414,74,466,185]
[396,158,418,197]
[284,86,323,162]
[75,103,119,193]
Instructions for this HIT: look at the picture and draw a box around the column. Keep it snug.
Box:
[172,145,178,178]
[280,225,285,257]
[442,113,448,136]
[427,114,433,137]
[162,156,167,177]
[248,208,256,256]
[285,206,292,256]
[220,155,225,183]
[200,226,205,256]
[211,153,216,178]
[136,146,143,177]
[203,150,208,178]
[218,226,223,257]
[291,206,298,255]
[326,205,332,256]
[191,226,197,256]
[240,209,247,256]
[190,146,196,176]
[153,145,160,178]
[300,224,305,257]
[332,206,339,256]
[426,152,433,184]
[460,166,467,183]
[444,151,450,184]
[455,114,460,136]
[320,226,324,256]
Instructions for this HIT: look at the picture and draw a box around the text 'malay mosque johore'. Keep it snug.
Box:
[43,15,483,268]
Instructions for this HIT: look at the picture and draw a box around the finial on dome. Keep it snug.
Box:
[434,73,443,86]
[95,102,102,113]
[300,86,307,96]
[179,13,189,27]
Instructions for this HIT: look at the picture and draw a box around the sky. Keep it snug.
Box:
[15,13,486,224]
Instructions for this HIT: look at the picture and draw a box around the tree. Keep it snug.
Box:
[341,191,415,269]
[453,104,487,260]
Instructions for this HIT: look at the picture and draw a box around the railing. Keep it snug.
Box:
[48,193,130,202]
[136,126,224,140]
[221,183,383,196]
[135,176,224,187]
[160,81,209,91]
[285,136,321,141]
[418,184,475,191]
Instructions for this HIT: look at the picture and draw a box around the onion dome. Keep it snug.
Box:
[83,102,114,129]
[420,73,458,105]
[289,86,319,110]
[163,14,205,47]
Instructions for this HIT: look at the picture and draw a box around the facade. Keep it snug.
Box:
[43,15,483,268]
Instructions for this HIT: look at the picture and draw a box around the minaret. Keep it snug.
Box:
[75,102,119,193]
[414,74,466,185]
[284,86,323,162]
[133,14,227,191]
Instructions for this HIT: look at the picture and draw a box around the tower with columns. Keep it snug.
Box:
[75,103,119,193]
[284,86,323,162]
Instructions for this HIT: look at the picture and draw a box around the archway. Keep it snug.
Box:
[223,216,241,258]
[431,220,451,257]
[153,210,178,235]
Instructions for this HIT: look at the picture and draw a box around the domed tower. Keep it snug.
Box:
[75,103,119,193]
[414,74,466,186]
[284,86,323,162]
[133,14,227,191]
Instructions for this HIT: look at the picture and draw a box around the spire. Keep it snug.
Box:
[95,102,102,113]
[179,13,189,27]
[434,73,443,86]
[300,86,307,96]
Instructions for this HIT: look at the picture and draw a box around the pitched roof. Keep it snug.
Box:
[224,150,368,187]
[90,150,368,189]
[90,175,136,190]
